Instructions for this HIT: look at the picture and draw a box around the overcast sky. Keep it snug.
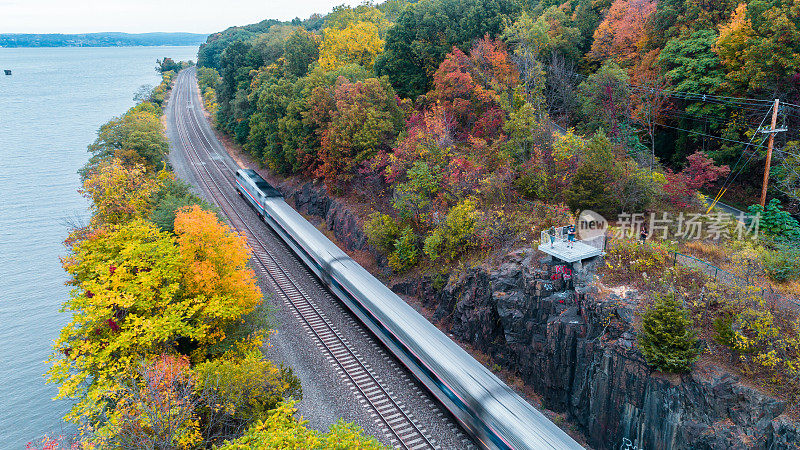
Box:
[0,0,366,34]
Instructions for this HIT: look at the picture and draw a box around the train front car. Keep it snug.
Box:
[237,168,583,450]
[235,169,282,215]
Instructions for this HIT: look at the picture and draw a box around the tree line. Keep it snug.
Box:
[34,64,385,449]
[196,0,784,272]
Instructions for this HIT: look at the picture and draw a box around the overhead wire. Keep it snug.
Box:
[654,122,771,151]
[559,68,797,206]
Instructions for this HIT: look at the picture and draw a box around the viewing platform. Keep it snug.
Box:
[538,227,603,266]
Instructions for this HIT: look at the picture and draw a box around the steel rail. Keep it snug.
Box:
[171,69,437,450]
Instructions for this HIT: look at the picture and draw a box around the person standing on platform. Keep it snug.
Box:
[567,224,576,248]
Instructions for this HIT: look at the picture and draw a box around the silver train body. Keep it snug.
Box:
[235,169,583,450]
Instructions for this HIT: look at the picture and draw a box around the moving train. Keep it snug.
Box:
[235,168,583,450]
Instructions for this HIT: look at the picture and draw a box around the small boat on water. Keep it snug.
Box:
[3,70,10,75]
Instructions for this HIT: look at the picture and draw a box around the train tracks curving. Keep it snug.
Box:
[170,68,439,450]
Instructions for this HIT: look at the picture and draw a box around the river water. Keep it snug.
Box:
[0,46,199,448]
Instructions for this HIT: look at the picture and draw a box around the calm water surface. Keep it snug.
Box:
[0,46,199,447]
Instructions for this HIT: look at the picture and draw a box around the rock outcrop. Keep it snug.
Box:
[423,250,799,449]
[287,182,388,267]
[281,182,800,449]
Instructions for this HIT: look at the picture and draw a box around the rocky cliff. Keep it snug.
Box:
[283,181,800,449]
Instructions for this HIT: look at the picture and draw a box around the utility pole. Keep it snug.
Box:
[760,99,781,207]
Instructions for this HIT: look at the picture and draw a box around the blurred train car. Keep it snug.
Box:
[235,168,583,450]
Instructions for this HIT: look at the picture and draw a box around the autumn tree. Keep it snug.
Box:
[663,150,730,206]
[375,0,521,98]
[715,1,800,93]
[80,159,158,226]
[312,76,403,186]
[318,21,385,71]
[103,355,201,449]
[193,348,302,443]
[217,402,387,449]
[429,36,517,140]
[49,220,191,424]
[588,0,656,67]
[323,3,390,32]
[173,205,262,341]
[49,211,263,426]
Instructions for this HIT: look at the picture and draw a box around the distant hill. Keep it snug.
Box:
[0,32,208,47]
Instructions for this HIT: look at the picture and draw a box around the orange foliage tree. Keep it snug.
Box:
[173,205,262,343]
[588,0,656,66]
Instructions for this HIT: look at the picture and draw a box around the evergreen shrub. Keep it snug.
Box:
[638,294,700,373]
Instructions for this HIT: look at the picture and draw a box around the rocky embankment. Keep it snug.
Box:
[284,181,800,449]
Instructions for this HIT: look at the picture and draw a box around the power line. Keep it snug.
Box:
[564,71,775,109]
[654,122,770,150]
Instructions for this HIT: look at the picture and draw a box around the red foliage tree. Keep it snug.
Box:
[663,151,730,207]
[429,35,518,140]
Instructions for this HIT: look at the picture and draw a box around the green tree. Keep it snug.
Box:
[393,160,442,223]
[149,174,213,233]
[657,30,725,117]
[82,102,169,177]
[156,57,182,73]
[250,24,295,68]
[748,198,800,239]
[284,28,320,77]
[365,213,401,254]
[388,226,419,272]
[217,40,259,140]
[638,294,700,373]
[564,131,618,217]
[197,19,282,69]
[577,61,631,134]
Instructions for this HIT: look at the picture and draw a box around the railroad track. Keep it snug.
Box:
[170,68,439,450]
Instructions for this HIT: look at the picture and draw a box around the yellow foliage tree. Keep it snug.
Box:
[80,158,158,226]
[714,3,755,91]
[219,401,387,449]
[49,214,263,426]
[318,21,385,71]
